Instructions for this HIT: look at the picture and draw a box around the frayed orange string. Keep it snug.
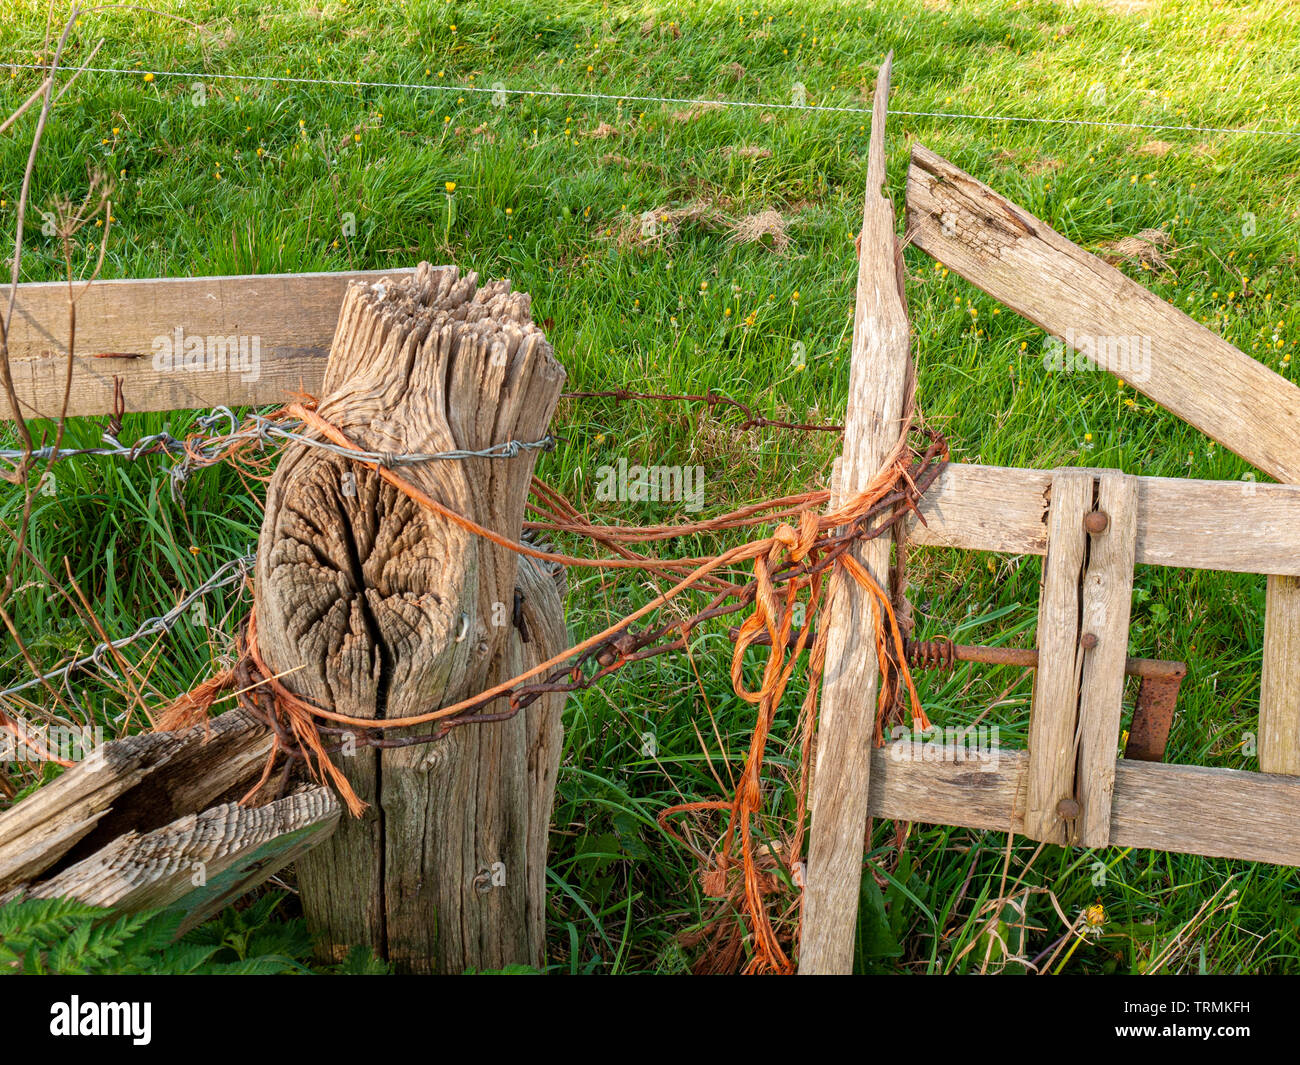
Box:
[177,401,937,973]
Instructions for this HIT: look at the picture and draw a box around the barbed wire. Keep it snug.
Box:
[5,407,556,498]
[2,61,1297,139]
[0,550,255,704]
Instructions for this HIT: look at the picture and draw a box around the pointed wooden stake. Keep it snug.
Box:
[799,53,912,975]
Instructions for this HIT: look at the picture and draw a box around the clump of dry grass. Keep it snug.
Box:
[727,209,790,252]
[1135,139,1174,156]
[612,200,724,248]
[1101,227,1177,270]
[611,201,794,255]
[669,101,724,123]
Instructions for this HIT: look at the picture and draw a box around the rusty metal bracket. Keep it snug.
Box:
[1123,668,1186,761]
[732,628,1189,761]
[903,640,1187,762]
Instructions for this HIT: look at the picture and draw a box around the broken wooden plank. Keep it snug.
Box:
[1260,576,1300,775]
[0,708,272,893]
[1075,471,1139,848]
[907,463,1300,577]
[1024,469,1093,844]
[868,745,1300,867]
[801,52,910,976]
[3,267,419,420]
[12,787,339,935]
[906,144,1300,484]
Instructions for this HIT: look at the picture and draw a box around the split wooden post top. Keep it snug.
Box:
[799,52,912,975]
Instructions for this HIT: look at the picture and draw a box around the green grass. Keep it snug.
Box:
[1,0,1298,974]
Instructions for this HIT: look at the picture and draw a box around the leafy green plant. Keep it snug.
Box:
[0,894,313,975]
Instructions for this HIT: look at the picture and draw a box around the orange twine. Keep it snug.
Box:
[164,402,937,973]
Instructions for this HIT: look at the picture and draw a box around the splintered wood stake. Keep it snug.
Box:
[800,52,912,975]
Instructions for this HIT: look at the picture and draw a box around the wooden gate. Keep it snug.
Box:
[800,56,1300,973]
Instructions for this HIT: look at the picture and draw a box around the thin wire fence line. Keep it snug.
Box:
[2,60,1298,139]
[0,551,255,705]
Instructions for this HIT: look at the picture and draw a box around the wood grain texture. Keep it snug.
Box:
[1260,575,1300,774]
[908,462,1300,577]
[1024,469,1092,844]
[868,745,1300,867]
[516,557,568,967]
[257,263,567,973]
[801,53,910,976]
[0,708,271,893]
[869,744,1025,833]
[14,788,339,932]
[906,144,1300,484]
[1076,472,1138,848]
[3,268,418,420]
[1108,760,1300,866]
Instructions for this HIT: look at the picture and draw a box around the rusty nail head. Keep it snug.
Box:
[1080,632,1099,650]
[1084,510,1110,534]
[1057,798,1080,819]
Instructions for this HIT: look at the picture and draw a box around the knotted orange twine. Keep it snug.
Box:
[157,400,941,974]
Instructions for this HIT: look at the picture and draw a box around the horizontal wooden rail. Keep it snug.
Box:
[868,743,1300,867]
[6,273,1297,583]
[3,268,419,420]
[908,462,1300,577]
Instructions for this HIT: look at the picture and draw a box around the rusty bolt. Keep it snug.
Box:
[1083,510,1109,534]
[1057,798,1080,820]
[1080,632,1099,650]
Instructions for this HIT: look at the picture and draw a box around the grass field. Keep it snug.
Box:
[1,0,1298,974]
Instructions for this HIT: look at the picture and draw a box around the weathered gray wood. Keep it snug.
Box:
[1260,576,1300,775]
[869,743,1026,834]
[3,268,418,420]
[906,144,1300,484]
[257,263,567,973]
[868,745,1300,867]
[1076,471,1138,848]
[515,557,568,966]
[908,463,1300,577]
[1025,469,1093,844]
[13,787,339,934]
[802,53,910,976]
[0,708,271,893]
[907,463,1053,556]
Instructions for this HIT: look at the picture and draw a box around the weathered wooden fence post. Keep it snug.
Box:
[254,263,567,973]
[800,53,911,975]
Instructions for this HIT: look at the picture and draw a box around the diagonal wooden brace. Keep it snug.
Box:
[1025,468,1138,847]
